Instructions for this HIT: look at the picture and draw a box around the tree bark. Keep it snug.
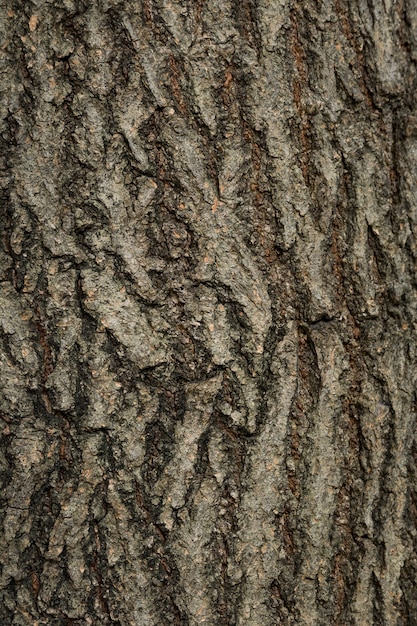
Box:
[1,1,416,624]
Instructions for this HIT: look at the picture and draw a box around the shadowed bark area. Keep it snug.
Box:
[0,1,416,624]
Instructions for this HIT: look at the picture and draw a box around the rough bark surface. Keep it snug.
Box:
[1,1,416,624]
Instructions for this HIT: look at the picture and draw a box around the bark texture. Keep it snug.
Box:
[1,1,417,624]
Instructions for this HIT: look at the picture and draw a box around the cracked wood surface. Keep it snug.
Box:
[0,0,416,624]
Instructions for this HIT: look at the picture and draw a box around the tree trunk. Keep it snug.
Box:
[1,1,416,624]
